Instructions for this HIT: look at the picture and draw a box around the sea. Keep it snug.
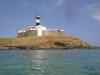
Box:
[0,49,100,75]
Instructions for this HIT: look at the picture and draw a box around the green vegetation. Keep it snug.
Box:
[0,38,12,46]
[0,36,91,49]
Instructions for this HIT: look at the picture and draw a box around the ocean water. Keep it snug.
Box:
[0,49,100,75]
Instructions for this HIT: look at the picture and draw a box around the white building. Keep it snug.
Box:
[17,15,64,37]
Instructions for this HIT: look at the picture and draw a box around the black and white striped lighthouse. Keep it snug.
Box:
[36,15,40,26]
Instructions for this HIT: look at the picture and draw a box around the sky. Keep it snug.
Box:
[0,0,100,46]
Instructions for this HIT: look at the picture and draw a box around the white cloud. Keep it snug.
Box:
[56,0,65,6]
[86,3,100,22]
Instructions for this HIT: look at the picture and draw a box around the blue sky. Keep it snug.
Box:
[0,0,100,46]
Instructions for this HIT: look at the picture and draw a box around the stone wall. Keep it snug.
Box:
[17,30,37,37]
[25,30,37,36]
[17,32,26,37]
[46,30,64,36]
[17,30,64,37]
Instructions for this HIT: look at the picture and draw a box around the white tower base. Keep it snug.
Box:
[37,29,42,37]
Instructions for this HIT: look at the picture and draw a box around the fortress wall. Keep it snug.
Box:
[25,30,37,36]
[42,30,47,36]
[17,32,26,37]
[46,30,64,36]
[17,30,38,37]
[17,30,64,37]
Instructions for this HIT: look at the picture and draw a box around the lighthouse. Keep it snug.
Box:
[35,15,47,36]
[36,15,40,26]
[17,15,64,37]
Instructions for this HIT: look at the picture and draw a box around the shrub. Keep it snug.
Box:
[54,41,66,47]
